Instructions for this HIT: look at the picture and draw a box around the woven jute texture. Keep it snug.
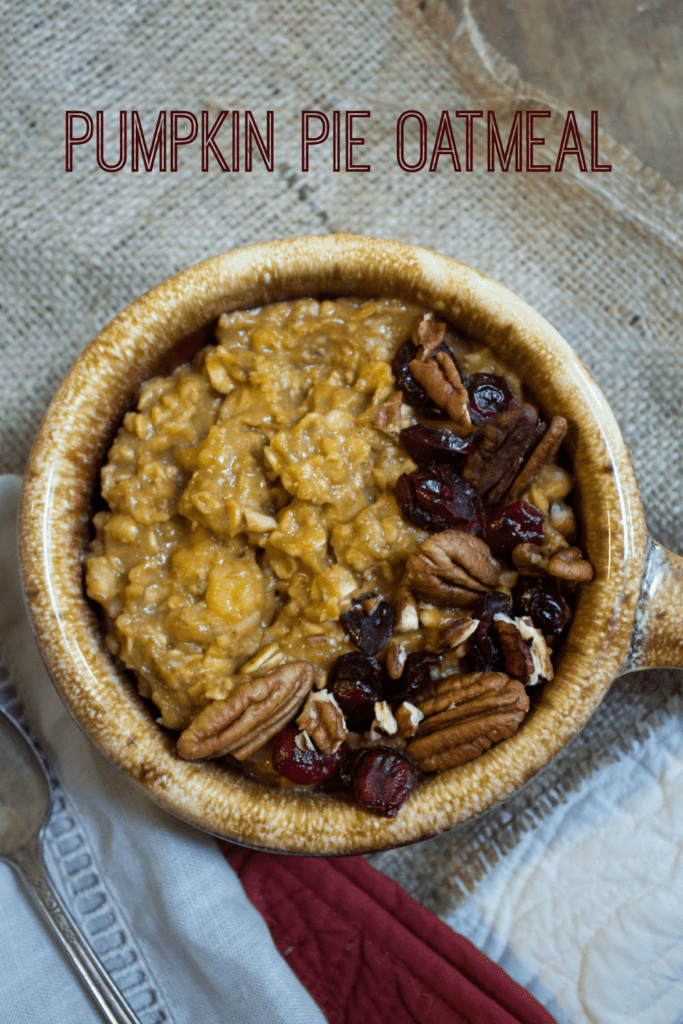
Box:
[2,0,682,902]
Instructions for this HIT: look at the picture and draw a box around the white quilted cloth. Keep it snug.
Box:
[441,714,683,1023]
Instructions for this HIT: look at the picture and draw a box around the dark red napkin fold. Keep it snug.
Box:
[222,844,557,1024]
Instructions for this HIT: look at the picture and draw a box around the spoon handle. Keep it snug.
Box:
[10,836,141,1024]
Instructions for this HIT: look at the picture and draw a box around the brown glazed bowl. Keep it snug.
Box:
[19,235,683,855]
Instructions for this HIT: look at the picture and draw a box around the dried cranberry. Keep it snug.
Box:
[513,577,570,644]
[271,728,347,785]
[465,373,516,427]
[399,424,479,469]
[340,598,395,656]
[383,650,439,706]
[470,591,512,672]
[329,652,384,732]
[476,591,512,618]
[352,748,418,817]
[391,339,461,418]
[396,466,485,535]
[338,746,367,788]
[485,499,545,557]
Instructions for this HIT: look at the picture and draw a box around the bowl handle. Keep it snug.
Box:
[624,538,683,670]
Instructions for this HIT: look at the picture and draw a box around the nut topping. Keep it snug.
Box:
[177,661,315,761]
[546,547,594,582]
[549,500,577,540]
[394,586,420,633]
[385,639,408,679]
[505,416,568,502]
[493,614,554,685]
[511,542,547,576]
[294,730,317,752]
[543,516,570,554]
[406,671,529,771]
[395,701,424,738]
[408,351,471,427]
[296,689,347,755]
[406,530,501,607]
[463,405,542,500]
[494,617,534,681]
[513,543,593,582]
[438,616,479,651]
[373,390,404,438]
[372,700,399,736]
[412,313,446,357]
[239,643,283,675]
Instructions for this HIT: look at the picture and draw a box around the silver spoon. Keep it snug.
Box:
[0,704,140,1024]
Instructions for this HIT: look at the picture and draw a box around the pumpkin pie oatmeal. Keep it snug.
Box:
[86,297,592,816]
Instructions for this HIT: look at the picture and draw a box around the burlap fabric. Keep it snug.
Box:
[2,0,682,1000]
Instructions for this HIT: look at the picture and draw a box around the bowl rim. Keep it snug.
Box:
[19,233,648,854]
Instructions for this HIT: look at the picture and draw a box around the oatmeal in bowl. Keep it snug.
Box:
[20,234,659,853]
[85,295,592,819]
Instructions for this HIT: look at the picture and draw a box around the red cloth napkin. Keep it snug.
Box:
[222,845,558,1024]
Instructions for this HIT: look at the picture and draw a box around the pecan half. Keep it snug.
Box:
[463,405,542,500]
[177,661,315,761]
[512,542,547,576]
[406,671,529,771]
[438,616,479,651]
[513,543,593,582]
[296,689,346,755]
[494,618,534,680]
[505,416,568,502]
[546,547,594,582]
[406,531,501,607]
[408,339,471,427]
[543,516,570,555]
[412,313,446,357]
[493,614,554,685]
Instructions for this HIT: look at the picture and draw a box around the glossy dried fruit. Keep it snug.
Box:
[340,598,395,656]
[465,373,516,427]
[338,746,367,788]
[485,499,545,557]
[383,650,440,706]
[399,424,479,468]
[271,728,347,784]
[352,748,418,817]
[328,652,385,732]
[396,466,485,535]
[470,591,512,672]
[512,577,570,643]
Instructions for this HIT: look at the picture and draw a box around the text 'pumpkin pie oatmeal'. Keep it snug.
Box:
[85,297,592,817]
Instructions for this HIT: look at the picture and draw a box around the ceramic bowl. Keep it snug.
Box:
[19,235,683,854]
